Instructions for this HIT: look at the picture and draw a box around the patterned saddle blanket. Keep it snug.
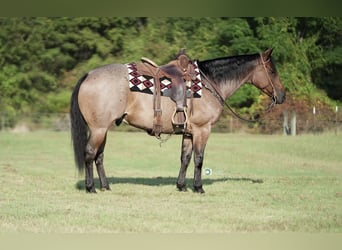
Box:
[126,61,202,98]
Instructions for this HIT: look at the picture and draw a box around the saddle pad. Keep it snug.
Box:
[126,61,202,98]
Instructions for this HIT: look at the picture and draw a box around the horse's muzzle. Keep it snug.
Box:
[275,90,286,104]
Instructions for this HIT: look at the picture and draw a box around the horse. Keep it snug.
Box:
[70,48,286,193]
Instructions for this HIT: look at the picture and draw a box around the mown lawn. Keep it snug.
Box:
[0,131,341,233]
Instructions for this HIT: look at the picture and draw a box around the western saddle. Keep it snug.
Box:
[141,49,196,137]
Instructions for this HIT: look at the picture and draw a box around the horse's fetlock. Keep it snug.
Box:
[193,185,205,194]
[176,183,187,192]
[86,187,97,193]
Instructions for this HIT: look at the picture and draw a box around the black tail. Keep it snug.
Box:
[70,74,88,174]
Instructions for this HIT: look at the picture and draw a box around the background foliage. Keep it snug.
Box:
[0,17,341,126]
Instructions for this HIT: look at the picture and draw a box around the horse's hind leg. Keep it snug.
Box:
[84,128,108,193]
[95,134,111,191]
[85,143,96,193]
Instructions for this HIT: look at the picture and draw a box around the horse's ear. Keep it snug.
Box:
[263,48,273,59]
[179,48,186,55]
[179,54,190,68]
[175,48,188,60]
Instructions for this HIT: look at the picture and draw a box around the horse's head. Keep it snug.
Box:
[251,48,286,104]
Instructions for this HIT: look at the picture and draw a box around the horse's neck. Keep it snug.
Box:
[219,73,253,100]
[199,55,257,101]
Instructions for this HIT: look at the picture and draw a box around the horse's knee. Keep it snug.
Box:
[194,153,204,167]
[181,152,191,164]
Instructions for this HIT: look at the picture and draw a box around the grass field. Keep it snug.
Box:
[0,130,341,233]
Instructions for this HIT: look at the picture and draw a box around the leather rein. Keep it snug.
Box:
[198,53,278,123]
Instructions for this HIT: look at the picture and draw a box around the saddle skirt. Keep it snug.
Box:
[126,61,202,98]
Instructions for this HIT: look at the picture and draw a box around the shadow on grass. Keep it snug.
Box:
[75,176,263,191]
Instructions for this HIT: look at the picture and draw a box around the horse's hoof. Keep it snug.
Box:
[176,183,187,192]
[86,189,97,194]
[193,186,205,194]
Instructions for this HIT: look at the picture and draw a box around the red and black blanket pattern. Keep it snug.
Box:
[126,61,202,98]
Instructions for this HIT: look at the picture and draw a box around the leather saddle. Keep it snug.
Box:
[141,50,196,136]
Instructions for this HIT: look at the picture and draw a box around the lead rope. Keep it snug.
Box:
[224,102,259,123]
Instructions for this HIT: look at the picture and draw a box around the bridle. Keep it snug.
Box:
[259,53,278,111]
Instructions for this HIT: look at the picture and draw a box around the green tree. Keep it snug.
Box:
[0,17,340,128]
[296,17,342,101]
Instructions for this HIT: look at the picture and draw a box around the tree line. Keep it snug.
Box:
[0,17,341,126]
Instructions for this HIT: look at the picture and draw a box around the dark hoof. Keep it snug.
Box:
[176,183,188,192]
[85,185,96,193]
[86,189,97,193]
[193,186,205,194]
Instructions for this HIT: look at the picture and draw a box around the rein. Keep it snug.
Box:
[224,103,259,123]
[199,67,258,123]
[198,68,225,106]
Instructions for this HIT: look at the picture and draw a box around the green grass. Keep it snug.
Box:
[0,131,341,233]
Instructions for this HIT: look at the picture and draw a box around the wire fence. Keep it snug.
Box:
[0,113,71,132]
[217,107,342,135]
[1,109,341,135]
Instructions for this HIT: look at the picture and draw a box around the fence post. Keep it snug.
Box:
[313,106,316,132]
[283,110,289,135]
[1,112,4,131]
[335,106,339,135]
[290,111,296,136]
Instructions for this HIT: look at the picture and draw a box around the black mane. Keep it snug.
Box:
[197,53,260,84]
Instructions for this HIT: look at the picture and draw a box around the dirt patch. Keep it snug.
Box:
[11,123,31,133]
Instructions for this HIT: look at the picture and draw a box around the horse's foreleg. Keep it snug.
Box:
[95,135,110,191]
[176,134,193,191]
[192,129,210,193]
[193,148,205,193]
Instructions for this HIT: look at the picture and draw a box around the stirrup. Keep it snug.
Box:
[171,107,188,134]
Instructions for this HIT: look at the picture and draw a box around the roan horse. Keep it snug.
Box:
[70,48,285,193]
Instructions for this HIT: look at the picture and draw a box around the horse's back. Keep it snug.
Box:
[78,63,129,128]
